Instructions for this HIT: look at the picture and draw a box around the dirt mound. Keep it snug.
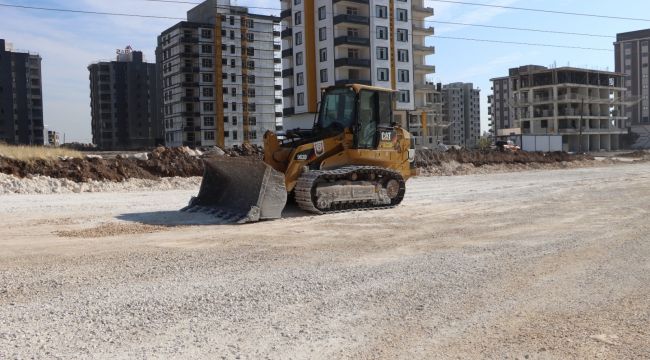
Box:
[0,147,205,183]
[415,149,593,168]
[134,147,204,178]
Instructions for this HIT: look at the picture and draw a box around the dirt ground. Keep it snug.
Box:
[1,162,649,358]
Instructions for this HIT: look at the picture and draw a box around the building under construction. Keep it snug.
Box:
[490,65,629,152]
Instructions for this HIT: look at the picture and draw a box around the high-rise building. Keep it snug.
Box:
[489,65,628,152]
[279,0,440,144]
[88,47,162,150]
[157,0,282,148]
[615,29,650,148]
[0,39,44,145]
[487,76,515,138]
[442,82,480,148]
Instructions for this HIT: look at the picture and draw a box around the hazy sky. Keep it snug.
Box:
[2,0,650,143]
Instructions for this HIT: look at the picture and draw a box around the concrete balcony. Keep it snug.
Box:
[280,9,291,19]
[334,58,370,68]
[334,36,370,47]
[282,48,293,58]
[283,87,294,97]
[282,68,294,78]
[414,83,436,91]
[414,64,436,74]
[281,28,292,39]
[413,25,435,36]
[333,14,369,26]
[283,107,295,116]
[412,5,434,17]
[413,44,435,54]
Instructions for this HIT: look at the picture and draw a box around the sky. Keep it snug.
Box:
[2,0,650,143]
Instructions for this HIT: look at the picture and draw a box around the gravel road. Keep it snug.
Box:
[1,163,649,359]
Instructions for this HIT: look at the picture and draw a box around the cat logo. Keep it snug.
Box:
[381,131,392,141]
[296,153,308,161]
[313,140,325,157]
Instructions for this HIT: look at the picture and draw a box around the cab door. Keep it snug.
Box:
[355,90,393,149]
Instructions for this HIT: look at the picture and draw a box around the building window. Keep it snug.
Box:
[204,117,215,126]
[319,27,327,41]
[230,59,236,68]
[295,11,302,26]
[246,33,254,42]
[247,47,254,56]
[249,117,257,126]
[297,72,304,86]
[294,0,300,4]
[202,73,213,82]
[397,29,408,42]
[202,58,213,68]
[398,90,410,103]
[296,32,303,45]
[231,87,236,96]
[248,88,256,97]
[297,92,305,106]
[231,73,236,82]
[296,51,303,66]
[203,102,214,111]
[230,45,235,54]
[398,69,409,82]
[376,26,388,40]
[397,8,408,21]
[376,5,387,18]
[377,47,388,60]
[319,48,327,62]
[377,68,389,81]
[320,69,328,83]
[398,49,409,62]
[232,102,237,111]
[347,7,359,15]
[232,130,238,140]
[232,116,237,125]
[318,6,326,20]
[202,87,213,97]
[247,19,254,29]
[201,44,212,53]
[204,131,215,140]
[247,60,255,69]
[201,29,212,38]
[347,28,359,37]
[229,16,235,26]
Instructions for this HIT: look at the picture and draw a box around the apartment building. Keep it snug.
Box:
[442,82,480,148]
[487,76,515,138]
[615,29,650,148]
[490,65,628,152]
[0,39,44,145]
[157,0,281,148]
[88,48,162,150]
[279,0,440,146]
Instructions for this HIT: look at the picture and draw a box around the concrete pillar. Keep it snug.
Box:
[600,134,611,151]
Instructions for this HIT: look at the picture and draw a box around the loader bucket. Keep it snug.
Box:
[182,157,287,223]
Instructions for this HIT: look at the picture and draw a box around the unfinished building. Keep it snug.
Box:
[491,65,628,152]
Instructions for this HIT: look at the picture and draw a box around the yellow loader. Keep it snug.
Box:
[183,84,415,223]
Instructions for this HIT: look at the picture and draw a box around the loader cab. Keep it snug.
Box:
[316,85,394,149]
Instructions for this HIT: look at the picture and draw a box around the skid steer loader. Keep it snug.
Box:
[183,84,416,223]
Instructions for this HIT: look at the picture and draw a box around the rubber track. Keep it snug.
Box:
[294,166,406,215]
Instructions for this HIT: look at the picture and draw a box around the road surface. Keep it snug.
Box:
[1,163,649,358]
